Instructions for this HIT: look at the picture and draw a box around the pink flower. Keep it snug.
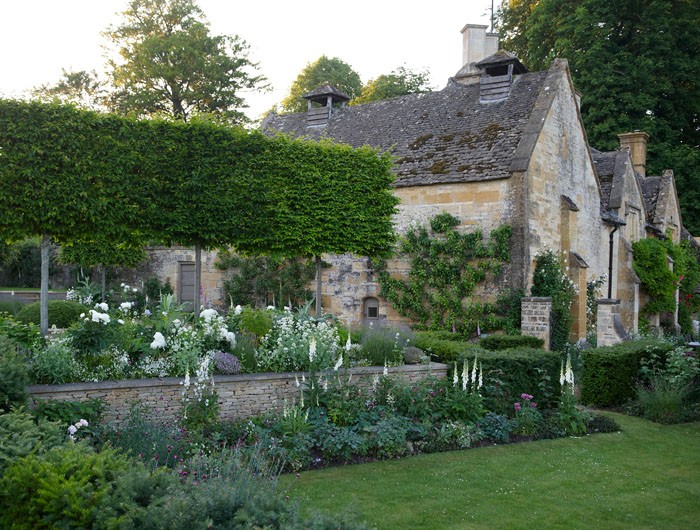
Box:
[530,402,537,408]
[521,393,534,400]
[514,402,522,411]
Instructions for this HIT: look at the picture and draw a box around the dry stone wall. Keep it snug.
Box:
[28,363,448,425]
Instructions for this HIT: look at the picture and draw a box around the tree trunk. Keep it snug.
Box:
[315,255,322,318]
[194,244,202,316]
[100,266,106,302]
[40,234,50,336]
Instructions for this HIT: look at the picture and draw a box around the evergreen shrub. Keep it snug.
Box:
[580,338,676,406]
[480,334,544,351]
[17,300,85,328]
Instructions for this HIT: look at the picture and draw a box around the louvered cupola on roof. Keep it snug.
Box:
[476,51,527,103]
[302,84,350,128]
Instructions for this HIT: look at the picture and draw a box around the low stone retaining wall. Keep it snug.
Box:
[28,363,448,424]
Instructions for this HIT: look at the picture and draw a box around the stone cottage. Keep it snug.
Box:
[262,24,608,340]
[144,23,691,342]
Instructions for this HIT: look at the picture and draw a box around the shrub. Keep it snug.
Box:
[32,398,105,434]
[0,314,41,350]
[212,350,242,375]
[458,348,561,412]
[0,408,63,474]
[0,299,25,316]
[480,334,544,351]
[16,299,85,328]
[634,376,694,424]
[359,325,412,366]
[413,333,484,363]
[238,307,274,338]
[0,338,29,413]
[587,413,620,434]
[580,337,676,406]
[477,412,513,443]
[0,443,133,529]
[30,337,81,384]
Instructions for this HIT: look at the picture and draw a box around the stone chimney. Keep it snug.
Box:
[618,131,649,177]
[454,24,499,85]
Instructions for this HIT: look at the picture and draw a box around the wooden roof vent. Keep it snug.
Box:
[476,51,527,103]
[302,85,350,128]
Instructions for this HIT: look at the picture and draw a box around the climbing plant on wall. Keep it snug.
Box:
[375,213,512,336]
[530,249,576,352]
[633,237,700,334]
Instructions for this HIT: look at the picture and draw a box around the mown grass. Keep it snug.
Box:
[280,413,700,529]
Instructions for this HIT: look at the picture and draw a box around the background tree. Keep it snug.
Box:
[497,0,700,232]
[31,69,107,111]
[352,66,432,105]
[103,0,267,123]
[279,55,362,113]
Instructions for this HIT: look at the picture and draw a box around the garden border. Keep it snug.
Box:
[28,362,448,424]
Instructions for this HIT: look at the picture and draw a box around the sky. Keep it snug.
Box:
[0,0,496,121]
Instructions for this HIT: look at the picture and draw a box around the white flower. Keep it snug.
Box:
[266,305,275,311]
[199,308,218,321]
[234,305,242,315]
[462,360,469,391]
[295,375,300,388]
[478,362,483,390]
[345,334,352,352]
[96,302,109,312]
[144,309,151,316]
[120,301,133,312]
[225,331,236,346]
[334,353,343,371]
[453,363,459,387]
[117,319,125,325]
[132,287,138,293]
[383,361,389,377]
[89,310,110,325]
[150,332,166,349]
[79,313,85,318]
[78,419,88,427]
[471,355,478,384]
[309,337,316,363]
[67,425,77,435]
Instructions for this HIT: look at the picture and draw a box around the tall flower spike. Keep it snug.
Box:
[471,355,478,384]
[334,353,343,371]
[453,363,459,387]
[559,359,566,387]
[478,362,483,390]
[345,334,352,352]
[309,337,317,364]
[462,360,469,391]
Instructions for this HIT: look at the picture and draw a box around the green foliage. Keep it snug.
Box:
[498,0,700,232]
[530,249,576,351]
[237,307,274,338]
[0,443,132,529]
[0,340,29,413]
[216,251,315,308]
[0,299,26,316]
[480,334,544,351]
[634,375,695,424]
[16,299,85,328]
[280,55,362,113]
[29,340,80,385]
[0,237,59,288]
[359,325,412,366]
[413,333,484,363]
[0,314,41,349]
[376,214,512,335]
[580,337,677,406]
[353,66,432,105]
[632,238,677,314]
[143,276,174,303]
[59,237,147,270]
[103,0,267,124]
[32,398,105,433]
[0,408,63,475]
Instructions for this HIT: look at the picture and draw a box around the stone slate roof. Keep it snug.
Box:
[592,149,630,210]
[639,175,662,222]
[263,70,551,188]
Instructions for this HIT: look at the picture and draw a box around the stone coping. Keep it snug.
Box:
[28,362,448,394]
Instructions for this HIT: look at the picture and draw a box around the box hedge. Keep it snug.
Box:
[16,300,85,329]
[415,333,560,410]
[479,334,544,351]
[580,337,676,407]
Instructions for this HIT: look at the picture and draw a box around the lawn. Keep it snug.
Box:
[280,413,700,529]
